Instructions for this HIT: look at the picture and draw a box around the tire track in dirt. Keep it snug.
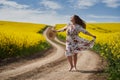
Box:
[0,27,65,80]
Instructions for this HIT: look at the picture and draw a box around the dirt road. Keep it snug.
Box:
[0,27,104,80]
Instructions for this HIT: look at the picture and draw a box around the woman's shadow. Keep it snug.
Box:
[71,69,105,73]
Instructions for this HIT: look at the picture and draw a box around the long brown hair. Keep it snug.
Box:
[73,15,86,29]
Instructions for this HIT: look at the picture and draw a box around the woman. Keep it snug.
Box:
[53,15,96,71]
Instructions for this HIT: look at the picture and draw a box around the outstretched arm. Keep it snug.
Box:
[53,24,69,32]
[79,27,96,38]
[56,26,67,32]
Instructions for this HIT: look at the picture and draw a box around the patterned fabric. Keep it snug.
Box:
[58,23,95,56]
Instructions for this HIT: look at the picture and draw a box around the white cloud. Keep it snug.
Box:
[102,0,120,8]
[0,0,70,25]
[70,0,99,9]
[88,14,120,19]
[0,0,119,25]
[0,7,69,25]
[77,0,98,9]
[40,0,62,10]
[0,0,29,9]
[69,0,120,9]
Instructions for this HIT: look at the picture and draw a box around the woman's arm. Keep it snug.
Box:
[85,32,96,38]
[79,26,96,38]
[53,24,69,32]
[56,26,67,32]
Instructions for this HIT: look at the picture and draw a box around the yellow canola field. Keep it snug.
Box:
[0,21,49,59]
[0,21,46,48]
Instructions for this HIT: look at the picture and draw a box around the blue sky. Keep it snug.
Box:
[0,0,120,25]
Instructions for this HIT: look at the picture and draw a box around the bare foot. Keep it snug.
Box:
[69,66,73,71]
[74,67,78,71]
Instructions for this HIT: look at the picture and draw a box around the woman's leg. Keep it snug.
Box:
[67,56,73,71]
[73,53,78,70]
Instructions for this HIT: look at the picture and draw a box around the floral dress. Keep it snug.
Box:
[58,23,96,56]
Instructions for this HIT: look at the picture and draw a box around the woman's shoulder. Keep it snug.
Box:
[76,24,85,31]
[76,24,81,28]
[76,24,84,29]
